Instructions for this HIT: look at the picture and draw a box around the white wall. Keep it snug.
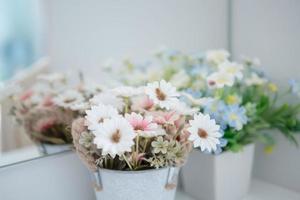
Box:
[44,0,229,71]
[43,0,300,193]
[232,0,300,192]
[0,152,96,200]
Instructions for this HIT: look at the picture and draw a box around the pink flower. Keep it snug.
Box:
[125,112,160,137]
[20,90,33,101]
[131,96,154,112]
[140,96,154,110]
[42,96,54,107]
[33,117,57,133]
[151,111,180,126]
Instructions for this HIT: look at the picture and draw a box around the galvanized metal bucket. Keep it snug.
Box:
[181,144,255,200]
[37,143,72,155]
[90,167,180,200]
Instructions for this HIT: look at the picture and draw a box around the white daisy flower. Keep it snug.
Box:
[70,101,90,111]
[110,86,144,97]
[188,113,222,153]
[125,112,161,137]
[78,81,103,97]
[218,61,244,80]
[245,73,267,86]
[241,56,261,67]
[123,73,144,86]
[90,92,125,111]
[53,90,84,109]
[145,80,179,110]
[169,101,198,115]
[146,68,163,82]
[85,104,120,132]
[181,92,215,106]
[206,49,230,65]
[169,70,190,88]
[93,117,135,158]
[207,71,235,88]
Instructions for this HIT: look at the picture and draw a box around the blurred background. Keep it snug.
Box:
[0,0,299,196]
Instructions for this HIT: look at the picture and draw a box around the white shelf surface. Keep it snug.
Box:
[176,179,300,200]
[0,146,40,166]
[1,148,299,200]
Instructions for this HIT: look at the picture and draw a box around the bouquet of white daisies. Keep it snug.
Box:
[72,80,224,171]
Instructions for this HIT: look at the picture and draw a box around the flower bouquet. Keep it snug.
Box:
[10,73,101,155]
[71,80,224,200]
[106,48,300,200]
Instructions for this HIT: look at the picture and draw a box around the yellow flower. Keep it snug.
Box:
[268,83,278,92]
[123,58,134,71]
[264,145,274,154]
[226,95,241,105]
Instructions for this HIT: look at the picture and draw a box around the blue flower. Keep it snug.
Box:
[185,88,202,98]
[190,52,205,61]
[203,130,228,154]
[156,48,181,63]
[213,138,228,154]
[179,89,202,106]
[223,105,248,131]
[203,100,227,129]
[289,79,300,97]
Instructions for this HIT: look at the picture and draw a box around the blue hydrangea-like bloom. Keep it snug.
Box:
[203,100,227,129]
[156,48,181,64]
[223,105,248,131]
[190,52,205,61]
[187,64,211,77]
[289,79,300,97]
[185,88,202,98]
[179,89,202,105]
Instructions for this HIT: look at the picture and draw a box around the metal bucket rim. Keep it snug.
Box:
[96,166,180,175]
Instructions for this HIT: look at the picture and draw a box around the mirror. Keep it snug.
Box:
[0,0,47,166]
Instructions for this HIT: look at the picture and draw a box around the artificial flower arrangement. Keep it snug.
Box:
[71,80,224,200]
[71,79,224,170]
[10,72,102,154]
[107,48,300,153]
[105,48,300,200]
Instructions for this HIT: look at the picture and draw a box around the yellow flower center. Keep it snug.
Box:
[217,77,228,84]
[226,67,237,74]
[268,83,278,92]
[229,113,238,120]
[226,95,239,105]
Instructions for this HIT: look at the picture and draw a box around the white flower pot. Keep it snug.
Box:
[37,143,72,155]
[181,144,255,200]
[90,167,180,200]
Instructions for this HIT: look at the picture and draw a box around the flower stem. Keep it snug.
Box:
[136,135,139,153]
[142,138,149,153]
[124,97,130,113]
[104,157,108,168]
[135,135,140,167]
[123,154,133,170]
